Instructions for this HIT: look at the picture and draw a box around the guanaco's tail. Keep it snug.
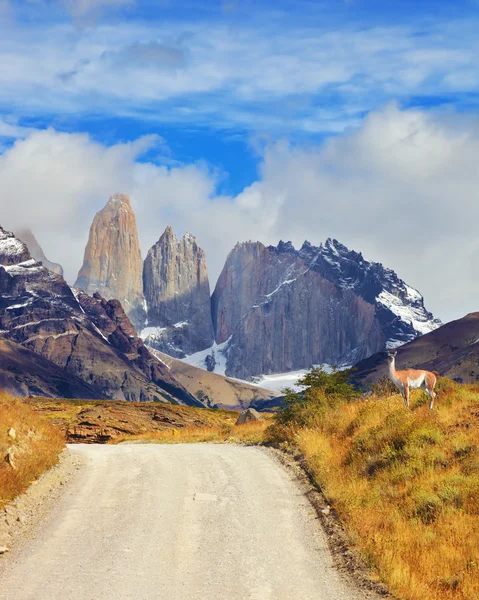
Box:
[432,371,440,379]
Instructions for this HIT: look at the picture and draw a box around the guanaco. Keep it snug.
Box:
[387,350,439,408]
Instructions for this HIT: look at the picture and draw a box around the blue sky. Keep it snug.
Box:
[2,0,479,322]
[1,0,479,195]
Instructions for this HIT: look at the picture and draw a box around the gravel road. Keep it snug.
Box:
[0,444,370,600]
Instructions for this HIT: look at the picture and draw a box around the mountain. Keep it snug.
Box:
[141,227,214,357]
[210,239,439,379]
[353,312,479,386]
[0,226,201,405]
[15,229,63,276]
[149,348,279,410]
[0,338,102,399]
[75,194,146,331]
[300,238,441,346]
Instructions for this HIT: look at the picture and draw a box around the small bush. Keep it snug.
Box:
[412,490,443,524]
[370,376,398,397]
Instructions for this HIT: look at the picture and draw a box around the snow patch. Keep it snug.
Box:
[140,326,168,341]
[4,259,42,276]
[377,290,439,336]
[250,364,341,393]
[0,234,27,259]
[181,338,232,377]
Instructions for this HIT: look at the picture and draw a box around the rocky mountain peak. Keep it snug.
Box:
[276,240,296,254]
[141,226,214,357]
[74,193,146,332]
[106,193,131,209]
[0,227,31,266]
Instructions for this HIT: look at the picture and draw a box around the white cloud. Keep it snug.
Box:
[0,104,478,324]
[0,15,478,133]
[0,115,33,139]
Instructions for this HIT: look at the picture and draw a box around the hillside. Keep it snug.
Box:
[0,338,103,399]
[150,349,279,410]
[0,393,65,510]
[268,376,479,600]
[353,312,479,386]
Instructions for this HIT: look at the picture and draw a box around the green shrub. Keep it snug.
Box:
[297,366,360,400]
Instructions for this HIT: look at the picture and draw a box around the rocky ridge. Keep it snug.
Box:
[75,194,146,331]
[0,226,200,405]
[142,227,214,357]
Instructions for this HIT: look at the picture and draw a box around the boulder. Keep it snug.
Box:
[235,408,263,425]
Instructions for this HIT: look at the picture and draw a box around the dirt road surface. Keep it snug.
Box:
[0,444,371,600]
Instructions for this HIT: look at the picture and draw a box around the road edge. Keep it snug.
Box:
[0,448,85,558]
[266,446,394,599]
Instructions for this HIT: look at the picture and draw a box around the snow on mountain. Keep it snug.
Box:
[300,237,441,345]
[182,338,232,377]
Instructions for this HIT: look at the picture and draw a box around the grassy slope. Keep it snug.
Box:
[0,393,65,509]
[269,382,479,600]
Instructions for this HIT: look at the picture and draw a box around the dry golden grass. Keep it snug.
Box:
[0,393,65,509]
[268,381,479,600]
[112,419,270,445]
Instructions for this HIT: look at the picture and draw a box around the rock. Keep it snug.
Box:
[235,408,263,425]
[15,229,63,276]
[211,239,439,379]
[142,227,214,356]
[212,241,383,379]
[7,428,15,440]
[75,194,146,332]
[205,354,216,372]
[5,448,16,469]
[321,506,331,516]
[0,546,9,554]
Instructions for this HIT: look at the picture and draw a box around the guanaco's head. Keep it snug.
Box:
[387,350,397,364]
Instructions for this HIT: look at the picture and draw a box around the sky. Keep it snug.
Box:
[1,0,479,323]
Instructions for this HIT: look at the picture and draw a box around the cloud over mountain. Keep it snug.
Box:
[0,103,477,323]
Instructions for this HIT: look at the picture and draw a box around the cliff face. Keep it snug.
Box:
[211,239,440,380]
[141,227,214,357]
[300,238,441,346]
[74,194,145,332]
[15,229,63,276]
[0,226,200,405]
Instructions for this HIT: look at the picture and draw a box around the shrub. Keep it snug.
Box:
[370,375,398,397]
[297,366,360,400]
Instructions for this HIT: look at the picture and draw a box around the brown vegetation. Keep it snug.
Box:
[0,393,65,509]
[267,375,479,600]
[112,420,270,445]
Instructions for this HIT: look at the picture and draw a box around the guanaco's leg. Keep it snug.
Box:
[403,384,410,408]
